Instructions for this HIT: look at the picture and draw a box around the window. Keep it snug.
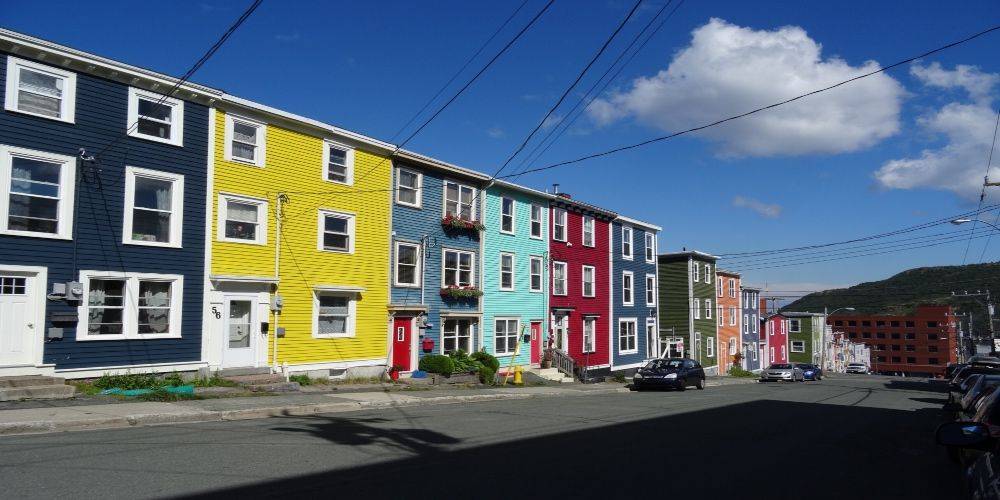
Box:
[781,345,786,360]
[218,194,267,245]
[442,319,473,354]
[904,333,916,340]
[313,292,356,338]
[876,320,886,327]
[848,320,857,327]
[224,114,266,167]
[78,271,182,340]
[861,320,871,327]
[906,357,916,364]
[622,226,633,259]
[928,333,939,340]
[705,298,712,319]
[583,265,596,298]
[318,210,355,253]
[717,279,723,297]
[618,319,637,354]
[744,314,749,333]
[127,88,184,146]
[500,197,515,234]
[929,358,939,365]
[324,142,354,185]
[877,356,887,363]
[905,345,916,351]
[891,333,900,339]
[583,317,596,353]
[4,56,77,123]
[645,275,656,306]
[789,319,801,333]
[926,321,939,328]
[730,307,737,326]
[876,332,886,339]
[694,298,701,319]
[444,180,476,220]
[495,318,519,356]
[0,145,76,239]
[530,204,543,239]
[553,208,567,241]
[928,345,939,353]
[834,320,843,326]
[124,167,184,247]
[729,338,737,355]
[394,242,421,287]
[693,263,700,283]
[875,343,884,350]
[890,320,900,327]
[862,332,872,339]
[718,306,724,326]
[499,253,515,291]
[705,264,712,284]
[442,249,475,287]
[904,321,914,328]
[706,336,714,357]
[791,341,805,353]
[395,168,422,207]
[753,315,758,333]
[530,256,543,292]
[891,356,901,363]
[552,261,567,295]
[728,279,736,298]
[770,347,775,362]
[645,232,655,262]
[620,271,633,304]
[582,216,595,247]
[890,344,900,351]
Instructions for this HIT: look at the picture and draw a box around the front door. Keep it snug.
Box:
[645,319,657,358]
[222,297,257,368]
[392,317,412,371]
[0,275,33,366]
[552,315,568,352]
[530,321,542,364]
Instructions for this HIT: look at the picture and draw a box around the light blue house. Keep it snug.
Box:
[611,216,661,372]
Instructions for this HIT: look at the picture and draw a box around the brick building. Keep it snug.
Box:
[829,305,958,377]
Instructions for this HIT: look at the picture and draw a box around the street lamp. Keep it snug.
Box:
[952,218,1000,232]
[824,307,856,372]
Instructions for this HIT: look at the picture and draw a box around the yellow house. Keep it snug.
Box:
[204,96,393,377]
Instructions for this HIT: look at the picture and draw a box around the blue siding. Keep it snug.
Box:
[611,220,658,369]
[0,52,208,370]
[741,287,762,371]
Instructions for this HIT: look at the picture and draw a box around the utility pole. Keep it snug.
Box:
[952,290,996,354]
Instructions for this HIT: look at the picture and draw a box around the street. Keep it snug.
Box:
[0,375,957,499]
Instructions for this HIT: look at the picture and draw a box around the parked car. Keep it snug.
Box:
[952,365,1000,393]
[760,363,805,382]
[959,376,1000,416]
[947,363,969,380]
[846,362,869,374]
[936,421,1000,498]
[952,374,986,404]
[796,363,823,381]
[945,385,1000,465]
[632,358,706,391]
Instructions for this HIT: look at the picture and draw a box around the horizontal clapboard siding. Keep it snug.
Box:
[611,221,657,368]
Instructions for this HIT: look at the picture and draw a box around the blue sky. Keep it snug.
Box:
[4,0,1000,300]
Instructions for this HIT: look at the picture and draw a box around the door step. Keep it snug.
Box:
[529,368,575,383]
[221,373,301,392]
[0,376,76,401]
[214,367,272,378]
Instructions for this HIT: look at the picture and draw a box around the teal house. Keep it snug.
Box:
[481,181,550,371]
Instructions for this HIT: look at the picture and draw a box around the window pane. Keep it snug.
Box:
[134,177,173,211]
[323,233,349,251]
[88,309,124,335]
[137,118,171,139]
[328,147,346,165]
[228,300,251,348]
[18,91,60,117]
[11,156,61,191]
[445,251,458,269]
[398,188,417,205]
[399,170,418,189]
[19,69,61,96]
[319,295,349,314]
[398,245,417,265]
[132,209,171,242]
[137,280,172,333]
[88,279,125,306]
[319,316,347,334]
[232,141,255,161]
[397,265,415,284]
[8,195,58,233]
[138,98,171,121]
[233,122,257,144]
[138,281,171,307]
[325,216,347,233]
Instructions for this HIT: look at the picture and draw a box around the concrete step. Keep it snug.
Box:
[0,376,66,388]
[0,384,76,402]
[247,382,301,393]
[222,373,287,386]
[214,367,271,378]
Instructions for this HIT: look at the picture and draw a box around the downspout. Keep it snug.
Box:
[272,193,286,374]
[687,256,696,364]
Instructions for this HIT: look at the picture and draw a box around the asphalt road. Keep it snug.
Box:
[0,376,958,499]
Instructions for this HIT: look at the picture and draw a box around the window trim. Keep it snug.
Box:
[493,317,520,357]
[76,270,183,341]
[704,264,712,284]
[217,193,267,245]
[693,262,700,283]
[693,298,701,319]
[552,261,568,296]
[706,336,714,357]
[618,318,638,355]
[316,209,356,254]
[789,319,801,333]
[500,197,516,235]
[790,340,806,353]
[644,232,655,263]
[393,241,422,288]
[223,113,266,167]
[621,226,633,260]
[621,270,633,305]
[395,167,423,208]
[322,140,355,186]
[126,87,184,146]
[529,255,544,293]
[582,215,595,247]
[530,204,544,239]
[441,248,476,288]
[123,166,184,248]
[311,291,358,339]
[0,144,76,240]
[4,56,77,123]
[729,307,737,326]
[582,317,596,353]
[552,207,567,242]
[728,278,736,298]
[645,274,656,306]
[442,318,475,355]
[705,298,712,319]
[583,265,597,298]
[441,179,478,220]
[499,252,515,291]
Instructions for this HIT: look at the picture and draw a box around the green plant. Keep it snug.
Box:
[612,373,627,383]
[288,374,329,386]
[728,366,756,378]
[69,381,102,396]
[163,372,185,387]
[189,374,239,388]
[448,350,485,373]
[439,286,484,299]
[419,354,455,374]
[478,365,496,385]
[93,371,160,390]
[470,351,500,372]
[136,387,199,402]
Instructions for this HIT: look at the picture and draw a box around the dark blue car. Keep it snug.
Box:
[796,363,823,381]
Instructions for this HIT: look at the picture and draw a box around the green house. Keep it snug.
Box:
[782,312,826,364]
[658,251,720,375]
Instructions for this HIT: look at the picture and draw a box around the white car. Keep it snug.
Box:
[846,363,869,374]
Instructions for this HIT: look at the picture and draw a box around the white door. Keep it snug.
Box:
[645,320,657,358]
[552,315,568,352]
[0,276,34,366]
[222,297,257,368]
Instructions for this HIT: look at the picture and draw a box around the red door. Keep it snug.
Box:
[392,317,412,371]
[530,321,542,364]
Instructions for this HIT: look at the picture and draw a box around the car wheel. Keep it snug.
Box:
[677,379,686,391]
[696,377,705,390]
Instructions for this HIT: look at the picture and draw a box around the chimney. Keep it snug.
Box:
[552,183,559,194]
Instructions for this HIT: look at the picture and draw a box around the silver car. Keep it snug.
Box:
[846,362,869,374]
[760,363,805,382]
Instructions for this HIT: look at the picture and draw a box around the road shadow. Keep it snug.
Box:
[884,379,948,393]
[910,396,949,405]
[178,398,958,500]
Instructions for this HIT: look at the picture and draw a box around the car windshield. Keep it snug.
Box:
[796,364,813,370]
[647,359,683,369]
[770,364,793,369]
[848,363,864,367]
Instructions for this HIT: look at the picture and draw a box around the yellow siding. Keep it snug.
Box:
[212,110,391,365]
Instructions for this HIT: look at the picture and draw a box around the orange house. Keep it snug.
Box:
[716,270,742,374]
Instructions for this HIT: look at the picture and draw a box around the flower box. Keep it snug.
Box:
[441,215,485,232]
[439,286,483,300]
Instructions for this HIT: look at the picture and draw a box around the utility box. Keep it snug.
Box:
[276,327,286,338]
[47,327,63,339]
[271,295,283,312]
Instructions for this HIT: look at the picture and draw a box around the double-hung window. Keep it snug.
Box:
[583,265,596,298]
[718,306,724,327]
[552,261,568,296]
[693,263,700,282]
[582,216,595,247]
[124,167,184,247]
[645,274,656,306]
[705,299,712,319]
[444,181,476,220]
[443,249,475,287]
[0,145,76,239]
[706,336,715,357]
[530,204,543,239]
[314,292,357,338]
[622,226,633,259]
[645,232,655,262]
[396,168,422,207]
[530,256,544,292]
[791,341,805,353]
[79,271,183,340]
[744,315,749,333]
[618,319,637,354]
[324,142,354,185]
[730,307,737,326]
[443,319,473,354]
[224,115,266,167]
[495,318,519,356]
[693,298,701,319]
[4,56,77,123]
[729,338,737,355]
[728,278,736,298]
[583,317,596,353]
[789,319,801,333]
[127,88,183,146]
[552,208,567,241]
[499,252,515,291]
[622,271,633,305]
[500,197,515,234]
[219,194,267,244]
[318,210,355,253]
[705,264,712,284]
[394,242,421,287]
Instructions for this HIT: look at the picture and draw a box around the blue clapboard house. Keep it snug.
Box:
[610,216,661,372]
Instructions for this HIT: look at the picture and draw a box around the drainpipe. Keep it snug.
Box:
[272,193,287,374]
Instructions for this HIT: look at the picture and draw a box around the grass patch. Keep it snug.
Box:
[336,376,383,385]
[189,374,239,388]
[135,388,201,402]
[289,374,331,386]
[94,371,160,390]
[728,366,757,378]
[69,381,103,396]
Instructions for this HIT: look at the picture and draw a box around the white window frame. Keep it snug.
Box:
[312,291,357,339]
[500,197,516,235]
[126,87,184,146]
[442,180,477,220]
[618,318,638,355]
[583,317,596,353]
[317,209,356,254]
[322,140,355,186]
[76,270,183,341]
[644,232,655,263]
[791,340,805,353]
[395,167,422,208]
[705,264,712,284]
[441,319,475,354]
[552,261,568,296]
[442,248,476,287]
[693,262,700,282]
[552,207,567,242]
[621,270,633,305]
[223,113,266,167]
[393,241,421,288]
[494,317,520,356]
[718,305,724,327]
[706,336,715,358]
[729,337,737,356]
[728,278,736,298]
[123,166,184,248]
[621,226,633,260]
[218,193,267,245]
[753,314,758,333]
[582,215,595,247]
[583,265,596,298]
[705,298,712,319]
[730,307,737,326]
[530,204,544,239]
[645,274,656,306]
[693,298,701,319]
[4,56,77,123]
[744,314,749,333]
[770,347,775,363]
[0,145,76,240]
[529,256,544,293]
[789,319,801,333]
[499,252,515,291]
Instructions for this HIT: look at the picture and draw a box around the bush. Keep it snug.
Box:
[419,354,455,375]
[163,372,185,387]
[93,371,160,390]
[470,351,500,372]
[478,365,496,385]
[289,374,313,386]
[448,350,484,373]
[728,366,756,378]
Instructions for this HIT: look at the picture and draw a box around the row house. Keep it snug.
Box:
[716,269,740,374]
[658,251,719,374]
[611,216,661,371]
[762,312,789,365]
[740,286,762,371]
[782,312,825,364]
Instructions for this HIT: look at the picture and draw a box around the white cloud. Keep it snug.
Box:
[486,126,505,139]
[732,196,782,218]
[874,64,999,200]
[541,113,563,131]
[588,18,905,157]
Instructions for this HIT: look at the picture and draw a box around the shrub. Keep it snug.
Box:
[289,374,313,386]
[478,365,496,385]
[448,350,483,373]
[93,371,160,390]
[419,354,455,375]
[728,366,756,378]
[470,351,500,372]
[163,372,185,387]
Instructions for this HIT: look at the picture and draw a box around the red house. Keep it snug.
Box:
[548,192,616,380]
[763,312,789,365]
